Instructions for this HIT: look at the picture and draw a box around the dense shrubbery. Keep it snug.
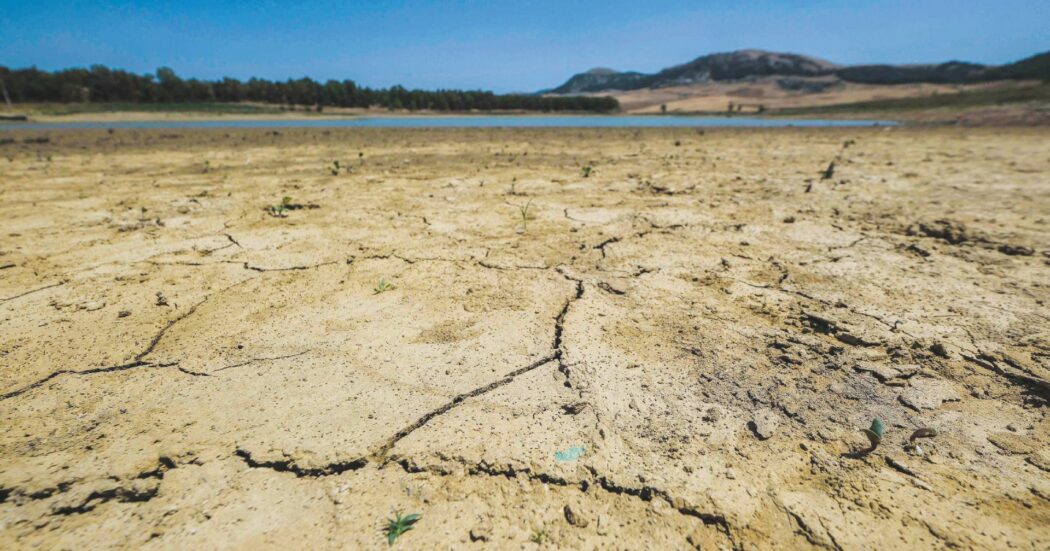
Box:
[0,65,619,113]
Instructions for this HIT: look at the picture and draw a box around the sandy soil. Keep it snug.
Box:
[1,127,1048,549]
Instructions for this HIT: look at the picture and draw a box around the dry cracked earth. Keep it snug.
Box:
[1,126,1048,549]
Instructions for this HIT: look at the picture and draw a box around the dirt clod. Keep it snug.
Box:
[564,504,589,528]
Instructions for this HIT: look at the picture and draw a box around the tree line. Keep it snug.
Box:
[0,65,619,113]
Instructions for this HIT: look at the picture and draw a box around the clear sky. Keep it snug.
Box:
[2,1,1047,92]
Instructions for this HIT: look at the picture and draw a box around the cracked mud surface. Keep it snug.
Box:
[1,127,1048,549]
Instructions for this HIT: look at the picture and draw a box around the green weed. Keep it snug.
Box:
[267,196,293,218]
[374,277,395,294]
[384,511,420,546]
[516,199,533,234]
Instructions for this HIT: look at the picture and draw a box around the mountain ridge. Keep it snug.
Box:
[543,49,1049,94]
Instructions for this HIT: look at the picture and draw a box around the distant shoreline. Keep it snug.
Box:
[0,114,897,132]
[4,98,1047,126]
[0,106,885,124]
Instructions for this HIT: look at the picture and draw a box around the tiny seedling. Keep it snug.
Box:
[268,196,293,218]
[529,528,547,544]
[516,199,533,234]
[384,511,420,546]
[331,160,341,176]
[374,277,395,294]
[580,165,592,178]
[203,160,210,173]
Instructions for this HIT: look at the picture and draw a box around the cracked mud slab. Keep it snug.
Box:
[1,127,1049,549]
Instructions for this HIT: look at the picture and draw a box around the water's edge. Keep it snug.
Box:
[0,115,895,131]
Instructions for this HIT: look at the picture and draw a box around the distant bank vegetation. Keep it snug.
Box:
[0,65,619,113]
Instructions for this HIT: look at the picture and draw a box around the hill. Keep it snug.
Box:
[544,49,1049,94]
[984,51,1050,81]
[546,67,654,94]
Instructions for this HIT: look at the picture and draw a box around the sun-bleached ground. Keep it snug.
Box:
[1,127,1048,549]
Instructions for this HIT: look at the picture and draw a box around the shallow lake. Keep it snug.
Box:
[0,115,894,131]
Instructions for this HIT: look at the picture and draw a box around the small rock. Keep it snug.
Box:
[469,526,491,542]
[564,504,588,528]
[855,362,906,384]
[596,514,608,536]
[907,219,968,244]
[898,379,960,410]
[750,409,780,440]
[1027,450,1050,472]
[648,498,668,515]
[988,432,1036,455]
[561,402,590,415]
[702,407,722,422]
[909,428,938,442]
[118,310,131,318]
[997,244,1034,256]
[80,300,105,311]
[886,455,921,478]
[859,349,890,361]
[155,292,169,306]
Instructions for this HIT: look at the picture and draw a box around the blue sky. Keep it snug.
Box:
[2,1,1047,92]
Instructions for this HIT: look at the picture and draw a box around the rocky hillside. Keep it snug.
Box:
[835,61,987,84]
[652,49,837,86]
[984,50,1050,81]
[544,49,1049,93]
[549,68,655,94]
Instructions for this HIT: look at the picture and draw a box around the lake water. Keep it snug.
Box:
[0,115,894,131]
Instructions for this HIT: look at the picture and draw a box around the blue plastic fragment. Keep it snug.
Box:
[555,446,586,462]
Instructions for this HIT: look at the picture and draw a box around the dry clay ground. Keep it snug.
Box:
[1,127,1048,550]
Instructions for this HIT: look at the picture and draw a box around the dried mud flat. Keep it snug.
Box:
[1,127,1048,550]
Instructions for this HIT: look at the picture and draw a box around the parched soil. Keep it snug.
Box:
[1,127,1048,549]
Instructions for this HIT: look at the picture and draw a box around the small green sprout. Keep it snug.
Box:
[374,277,395,294]
[331,160,341,175]
[516,199,533,234]
[529,528,547,544]
[580,165,592,178]
[384,511,420,546]
[267,196,293,218]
